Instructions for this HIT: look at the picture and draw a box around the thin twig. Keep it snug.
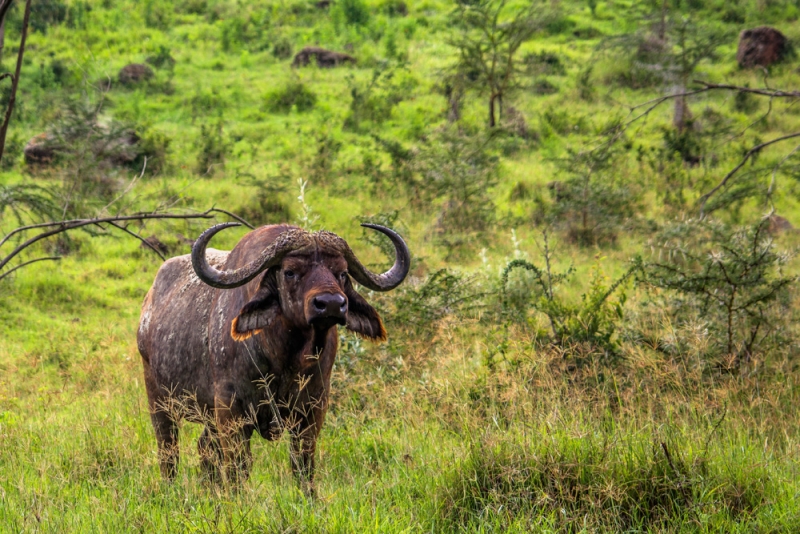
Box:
[210,208,254,229]
[100,156,147,214]
[0,256,61,282]
[104,220,166,261]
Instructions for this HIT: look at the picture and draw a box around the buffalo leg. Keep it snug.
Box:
[214,399,254,486]
[289,408,326,493]
[150,409,179,479]
[142,358,180,480]
[198,425,222,483]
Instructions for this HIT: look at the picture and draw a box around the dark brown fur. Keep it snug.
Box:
[137,224,385,488]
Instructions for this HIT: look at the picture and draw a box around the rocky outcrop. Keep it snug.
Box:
[292,47,356,68]
[118,63,154,85]
[737,27,790,68]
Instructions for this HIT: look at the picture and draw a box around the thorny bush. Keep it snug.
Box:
[644,217,796,366]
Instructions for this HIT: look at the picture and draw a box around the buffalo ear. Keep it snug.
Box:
[231,268,281,341]
[345,282,386,341]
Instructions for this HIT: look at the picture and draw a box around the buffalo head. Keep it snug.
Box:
[191,223,410,341]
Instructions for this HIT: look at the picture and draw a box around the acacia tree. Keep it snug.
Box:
[448,0,548,128]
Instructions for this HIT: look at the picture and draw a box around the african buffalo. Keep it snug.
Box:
[137,223,410,488]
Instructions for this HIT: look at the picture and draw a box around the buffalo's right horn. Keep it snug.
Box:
[342,224,411,291]
[191,223,309,289]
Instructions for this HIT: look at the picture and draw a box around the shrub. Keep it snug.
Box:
[414,127,498,235]
[195,120,229,175]
[548,139,642,246]
[644,218,795,364]
[332,0,370,27]
[30,0,67,33]
[263,81,317,113]
[343,67,413,132]
[238,184,292,227]
[502,235,640,354]
[271,37,294,60]
[146,45,176,70]
[523,51,566,76]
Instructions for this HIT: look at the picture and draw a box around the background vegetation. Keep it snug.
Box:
[2,0,800,530]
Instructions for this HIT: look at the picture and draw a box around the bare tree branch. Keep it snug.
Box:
[0,0,31,162]
[694,80,800,99]
[698,132,800,217]
[0,208,249,275]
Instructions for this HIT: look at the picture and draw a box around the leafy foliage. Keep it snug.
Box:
[502,234,641,354]
[263,80,317,114]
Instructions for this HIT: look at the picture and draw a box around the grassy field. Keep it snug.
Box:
[2,0,800,531]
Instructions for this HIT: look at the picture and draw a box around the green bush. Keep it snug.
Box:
[263,81,317,113]
[195,120,229,175]
[502,242,640,355]
[332,0,370,26]
[645,218,796,363]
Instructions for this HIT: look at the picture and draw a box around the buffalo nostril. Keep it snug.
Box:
[313,297,327,312]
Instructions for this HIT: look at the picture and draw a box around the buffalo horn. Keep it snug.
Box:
[191,223,308,289]
[343,223,411,291]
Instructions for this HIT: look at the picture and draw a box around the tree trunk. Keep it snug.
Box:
[489,94,496,128]
[673,90,692,132]
[0,19,5,65]
[497,93,503,124]
[0,0,32,164]
[445,83,461,123]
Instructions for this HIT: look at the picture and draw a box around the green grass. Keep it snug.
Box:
[3,0,800,531]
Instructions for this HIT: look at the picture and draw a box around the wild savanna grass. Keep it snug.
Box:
[2,0,800,531]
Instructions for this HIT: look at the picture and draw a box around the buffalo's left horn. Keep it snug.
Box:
[191,223,309,289]
[343,223,411,291]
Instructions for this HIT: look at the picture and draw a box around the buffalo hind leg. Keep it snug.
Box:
[151,409,179,480]
[142,359,180,480]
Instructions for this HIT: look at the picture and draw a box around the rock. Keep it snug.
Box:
[141,236,170,256]
[291,46,356,68]
[118,63,154,86]
[24,133,58,165]
[767,214,793,234]
[737,27,790,68]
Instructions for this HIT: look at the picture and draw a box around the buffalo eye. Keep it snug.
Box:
[339,271,348,281]
[284,270,296,279]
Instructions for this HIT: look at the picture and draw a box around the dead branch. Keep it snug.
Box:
[693,80,800,99]
[104,220,166,261]
[698,131,800,217]
[0,0,31,162]
[0,208,252,277]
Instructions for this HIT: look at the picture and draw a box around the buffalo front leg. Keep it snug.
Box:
[289,407,326,494]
